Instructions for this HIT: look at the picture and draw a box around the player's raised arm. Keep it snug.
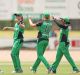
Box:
[3,27,14,31]
[29,18,37,27]
[53,18,63,27]
[53,18,68,29]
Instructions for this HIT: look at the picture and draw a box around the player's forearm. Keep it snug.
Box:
[18,20,25,29]
[7,27,14,30]
[54,19,67,29]
[29,19,36,27]
[19,24,25,29]
[3,27,14,31]
[54,19,62,27]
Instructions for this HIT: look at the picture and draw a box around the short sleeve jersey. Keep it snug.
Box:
[13,23,24,40]
[36,20,52,39]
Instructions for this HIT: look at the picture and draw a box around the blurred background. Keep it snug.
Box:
[0,0,80,64]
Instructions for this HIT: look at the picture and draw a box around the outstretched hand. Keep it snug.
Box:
[3,27,8,30]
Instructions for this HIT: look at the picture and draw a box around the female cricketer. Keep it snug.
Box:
[29,13,52,73]
[3,14,25,73]
[48,17,80,74]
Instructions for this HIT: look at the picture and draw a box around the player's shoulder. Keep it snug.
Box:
[14,23,18,27]
[37,19,43,24]
[36,19,43,26]
[14,23,19,29]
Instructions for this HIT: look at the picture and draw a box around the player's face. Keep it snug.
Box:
[15,16,21,22]
[61,19,65,25]
[43,16,50,20]
[61,19,69,26]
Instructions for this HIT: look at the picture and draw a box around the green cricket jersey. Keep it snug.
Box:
[59,28,69,42]
[13,23,24,40]
[36,20,52,39]
[54,19,69,44]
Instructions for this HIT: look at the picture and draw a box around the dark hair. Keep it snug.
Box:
[14,13,22,17]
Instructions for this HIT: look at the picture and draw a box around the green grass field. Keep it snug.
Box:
[0,30,80,38]
[0,62,80,75]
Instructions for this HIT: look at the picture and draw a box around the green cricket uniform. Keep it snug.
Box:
[32,20,52,71]
[51,19,78,72]
[11,23,24,71]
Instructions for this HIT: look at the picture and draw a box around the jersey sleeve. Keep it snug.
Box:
[36,20,43,27]
[54,19,68,29]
